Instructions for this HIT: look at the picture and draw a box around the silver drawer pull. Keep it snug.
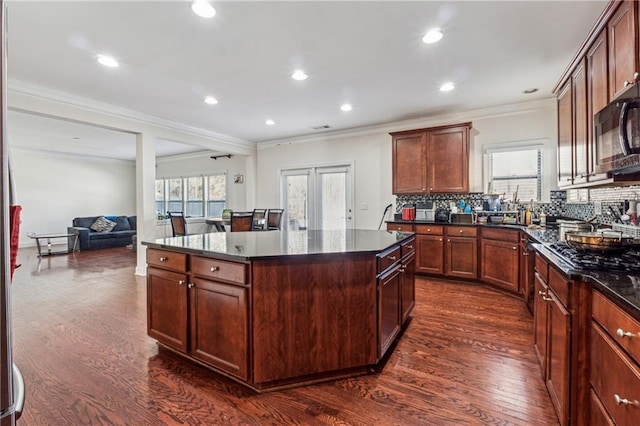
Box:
[210,266,219,272]
[178,280,185,285]
[614,394,638,406]
[406,245,413,249]
[542,296,553,302]
[187,283,196,289]
[159,257,168,262]
[616,328,636,339]
[388,256,397,261]
[538,290,547,296]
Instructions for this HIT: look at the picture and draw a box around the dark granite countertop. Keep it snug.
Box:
[143,229,414,261]
[526,227,640,321]
[387,219,526,231]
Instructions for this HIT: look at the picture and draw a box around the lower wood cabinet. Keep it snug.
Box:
[480,228,520,293]
[400,252,416,324]
[190,278,248,380]
[415,225,477,278]
[591,291,640,426]
[378,265,402,358]
[147,267,188,352]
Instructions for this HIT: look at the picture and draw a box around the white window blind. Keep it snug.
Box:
[487,147,542,202]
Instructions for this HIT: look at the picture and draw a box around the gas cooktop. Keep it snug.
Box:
[548,242,640,274]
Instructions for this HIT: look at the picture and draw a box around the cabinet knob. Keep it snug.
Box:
[159,257,168,262]
[447,239,451,242]
[439,238,443,242]
[406,245,413,249]
[429,187,433,191]
[542,296,553,302]
[210,266,219,272]
[635,71,639,80]
[624,80,634,87]
[616,328,636,338]
[388,255,397,261]
[523,252,529,256]
[178,280,185,285]
[512,246,517,250]
[459,230,464,233]
[187,283,196,289]
[613,394,638,406]
[538,290,547,296]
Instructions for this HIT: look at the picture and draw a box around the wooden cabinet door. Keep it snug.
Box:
[557,82,573,187]
[189,278,249,380]
[572,58,588,185]
[426,125,469,193]
[392,132,426,194]
[444,237,477,279]
[378,266,402,358]
[400,253,415,325]
[586,30,609,182]
[608,0,639,100]
[533,273,549,378]
[480,239,520,293]
[546,291,571,426]
[415,234,444,275]
[147,267,188,352]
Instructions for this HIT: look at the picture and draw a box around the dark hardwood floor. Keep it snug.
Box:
[9,246,558,425]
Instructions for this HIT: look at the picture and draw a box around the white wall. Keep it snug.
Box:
[256,100,557,229]
[11,149,136,247]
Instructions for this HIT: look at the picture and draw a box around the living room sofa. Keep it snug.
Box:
[68,215,136,251]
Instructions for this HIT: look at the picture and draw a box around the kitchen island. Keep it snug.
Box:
[143,229,415,391]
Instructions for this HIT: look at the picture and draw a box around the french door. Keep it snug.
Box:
[281,164,353,231]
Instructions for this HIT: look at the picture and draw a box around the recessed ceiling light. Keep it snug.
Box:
[291,70,308,81]
[97,54,118,68]
[204,96,218,105]
[265,119,275,126]
[523,88,539,94]
[440,82,455,92]
[340,103,352,112]
[422,28,443,44]
[191,0,216,18]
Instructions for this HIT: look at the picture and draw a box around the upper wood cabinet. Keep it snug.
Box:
[391,122,471,195]
[554,0,640,188]
[608,0,639,99]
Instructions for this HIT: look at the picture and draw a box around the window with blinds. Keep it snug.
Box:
[488,147,542,202]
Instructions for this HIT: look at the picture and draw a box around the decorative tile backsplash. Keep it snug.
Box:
[396,184,640,226]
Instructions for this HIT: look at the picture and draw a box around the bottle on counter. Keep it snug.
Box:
[525,207,531,225]
[540,213,547,226]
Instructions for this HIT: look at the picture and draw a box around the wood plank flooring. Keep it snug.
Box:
[9,246,558,425]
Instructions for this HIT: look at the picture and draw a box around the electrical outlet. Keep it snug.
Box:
[360,202,368,210]
[594,201,602,215]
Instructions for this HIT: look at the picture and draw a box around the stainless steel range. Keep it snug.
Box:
[549,242,640,273]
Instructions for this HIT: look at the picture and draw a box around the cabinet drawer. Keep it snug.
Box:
[147,248,187,272]
[191,256,248,285]
[387,223,414,233]
[415,224,443,235]
[535,253,549,282]
[377,246,401,274]
[591,323,640,426]
[548,266,569,307]
[593,291,640,365]
[481,227,519,242]
[401,238,415,257]
[446,226,477,237]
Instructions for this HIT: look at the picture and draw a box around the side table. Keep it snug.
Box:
[28,233,79,257]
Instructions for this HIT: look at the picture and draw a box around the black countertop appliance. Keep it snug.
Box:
[435,207,449,223]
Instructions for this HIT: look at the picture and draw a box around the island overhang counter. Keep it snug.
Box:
[142,229,416,391]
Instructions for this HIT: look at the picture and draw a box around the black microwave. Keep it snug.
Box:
[594,96,640,173]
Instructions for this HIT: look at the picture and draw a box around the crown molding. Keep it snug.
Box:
[10,146,135,165]
[257,98,556,149]
[7,79,256,151]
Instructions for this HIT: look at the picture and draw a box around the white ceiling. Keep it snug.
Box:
[5,0,608,160]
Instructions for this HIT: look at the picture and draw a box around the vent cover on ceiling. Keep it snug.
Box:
[311,125,331,130]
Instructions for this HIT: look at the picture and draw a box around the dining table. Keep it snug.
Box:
[205,216,267,232]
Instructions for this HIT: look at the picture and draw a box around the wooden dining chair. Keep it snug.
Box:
[230,212,254,232]
[167,211,187,236]
[266,209,284,230]
[251,209,267,230]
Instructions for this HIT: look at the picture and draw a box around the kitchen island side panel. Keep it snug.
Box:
[251,253,377,384]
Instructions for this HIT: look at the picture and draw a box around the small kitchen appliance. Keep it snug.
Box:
[401,204,415,221]
[415,202,435,221]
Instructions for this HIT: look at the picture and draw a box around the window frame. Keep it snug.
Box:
[155,173,227,219]
[483,140,547,203]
